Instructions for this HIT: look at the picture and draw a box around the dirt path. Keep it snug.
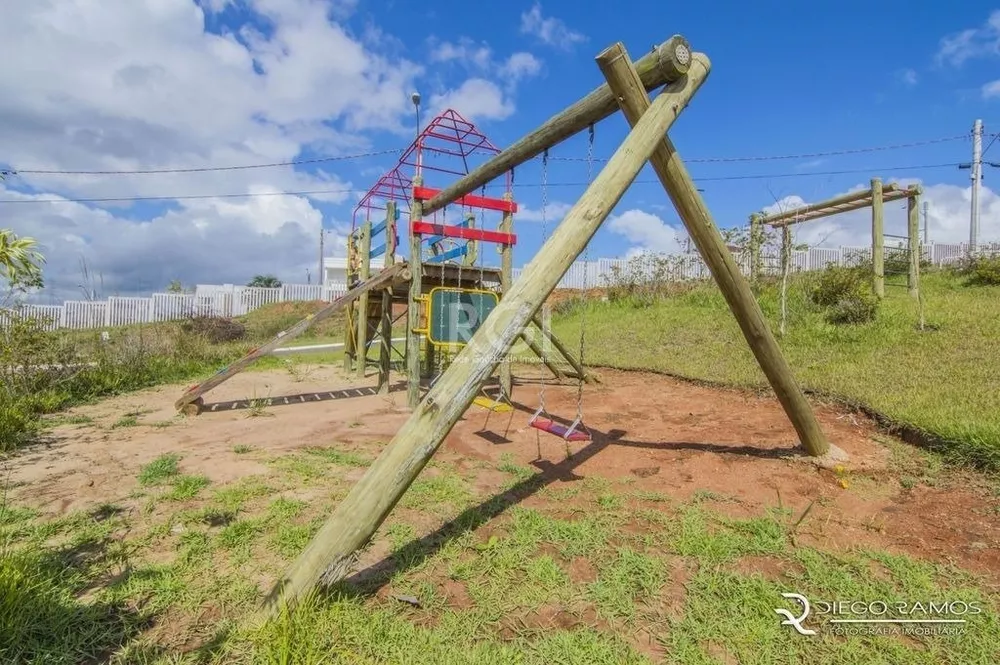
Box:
[5,363,998,583]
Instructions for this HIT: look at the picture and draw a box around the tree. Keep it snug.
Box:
[166,279,184,293]
[247,274,281,288]
[0,229,45,291]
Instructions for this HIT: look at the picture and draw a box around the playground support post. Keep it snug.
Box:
[355,221,372,378]
[780,226,791,336]
[407,178,424,408]
[378,202,397,393]
[259,46,711,615]
[907,186,921,299]
[596,41,830,458]
[871,178,885,299]
[421,35,693,216]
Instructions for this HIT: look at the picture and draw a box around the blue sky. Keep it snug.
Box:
[1,0,999,299]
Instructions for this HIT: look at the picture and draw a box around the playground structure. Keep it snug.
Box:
[751,178,924,299]
[173,110,597,419]
[259,35,839,615]
[340,109,596,414]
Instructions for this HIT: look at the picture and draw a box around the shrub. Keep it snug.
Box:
[963,254,1000,286]
[825,290,879,325]
[181,315,246,344]
[810,265,879,325]
[810,265,868,308]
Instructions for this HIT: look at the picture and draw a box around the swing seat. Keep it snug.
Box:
[473,396,513,412]
[529,417,591,442]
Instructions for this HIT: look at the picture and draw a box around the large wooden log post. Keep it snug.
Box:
[907,186,921,299]
[871,177,885,299]
[596,42,830,457]
[407,178,424,408]
[260,50,711,615]
[421,35,693,216]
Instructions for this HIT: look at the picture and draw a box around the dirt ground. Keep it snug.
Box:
[6,363,1000,585]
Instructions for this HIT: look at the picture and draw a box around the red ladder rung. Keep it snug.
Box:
[412,186,518,213]
[411,221,516,245]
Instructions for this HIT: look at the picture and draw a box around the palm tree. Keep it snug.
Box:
[0,229,45,289]
[247,274,282,288]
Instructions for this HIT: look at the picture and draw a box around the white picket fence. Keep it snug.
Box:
[4,241,997,331]
[5,283,349,332]
[513,241,998,289]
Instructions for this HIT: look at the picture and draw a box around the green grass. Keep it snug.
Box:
[3,446,999,664]
[550,269,1000,470]
[138,454,182,486]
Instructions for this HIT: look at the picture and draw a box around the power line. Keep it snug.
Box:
[0,133,967,177]
[549,134,969,164]
[0,161,965,205]
[1,148,404,176]
[982,131,999,158]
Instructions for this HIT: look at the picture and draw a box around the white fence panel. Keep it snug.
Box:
[152,294,195,321]
[106,297,152,327]
[63,301,107,329]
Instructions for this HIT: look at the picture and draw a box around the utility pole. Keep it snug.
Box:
[318,226,325,287]
[970,119,982,254]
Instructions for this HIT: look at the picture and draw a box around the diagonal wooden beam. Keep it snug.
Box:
[596,42,830,458]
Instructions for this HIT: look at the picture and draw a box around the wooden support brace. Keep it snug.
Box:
[596,42,830,458]
[356,221,373,378]
[259,43,709,615]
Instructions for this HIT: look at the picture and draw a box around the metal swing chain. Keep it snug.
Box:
[536,148,550,418]
[573,125,595,426]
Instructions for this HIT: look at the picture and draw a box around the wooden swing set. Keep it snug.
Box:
[256,34,836,617]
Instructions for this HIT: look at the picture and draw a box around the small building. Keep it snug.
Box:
[322,256,350,288]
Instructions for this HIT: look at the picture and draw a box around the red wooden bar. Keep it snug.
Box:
[412,186,518,214]
[411,221,517,246]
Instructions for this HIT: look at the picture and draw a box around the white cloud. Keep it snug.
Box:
[0,1,542,300]
[607,209,684,254]
[983,80,1000,98]
[3,182,343,300]
[758,181,999,248]
[428,37,493,69]
[899,68,918,86]
[935,10,1000,67]
[516,200,574,223]
[427,79,515,122]
[519,3,586,51]
[498,52,543,85]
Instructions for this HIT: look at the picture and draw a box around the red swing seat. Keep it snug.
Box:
[529,417,591,442]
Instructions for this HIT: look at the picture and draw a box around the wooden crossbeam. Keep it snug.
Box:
[766,188,911,228]
[412,186,517,213]
[411,221,516,246]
